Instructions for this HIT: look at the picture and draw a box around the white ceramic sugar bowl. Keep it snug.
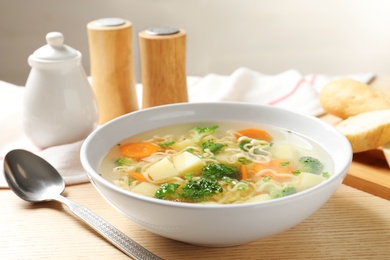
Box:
[23,32,98,148]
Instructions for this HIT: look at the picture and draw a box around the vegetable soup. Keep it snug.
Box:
[99,122,333,204]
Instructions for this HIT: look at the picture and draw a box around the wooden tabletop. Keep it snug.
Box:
[1,77,390,259]
[0,183,389,259]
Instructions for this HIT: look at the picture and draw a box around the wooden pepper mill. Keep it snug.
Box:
[87,18,138,124]
[139,27,188,108]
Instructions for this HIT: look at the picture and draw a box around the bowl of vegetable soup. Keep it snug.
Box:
[80,102,352,247]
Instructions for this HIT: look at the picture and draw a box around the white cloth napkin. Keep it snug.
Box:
[0,68,375,187]
[188,68,375,116]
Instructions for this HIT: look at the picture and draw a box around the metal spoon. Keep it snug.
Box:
[3,149,161,260]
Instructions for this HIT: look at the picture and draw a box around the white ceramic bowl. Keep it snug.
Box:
[80,102,352,247]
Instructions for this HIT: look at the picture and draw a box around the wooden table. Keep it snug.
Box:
[1,77,390,259]
[1,183,389,259]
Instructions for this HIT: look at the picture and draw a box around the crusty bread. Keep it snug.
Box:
[335,109,390,153]
[320,78,390,119]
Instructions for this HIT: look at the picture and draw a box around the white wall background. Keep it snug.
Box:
[1,0,390,85]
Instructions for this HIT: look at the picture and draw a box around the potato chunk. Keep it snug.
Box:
[171,139,195,151]
[172,151,204,176]
[146,157,179,181]
[131,182,160,197]
[270,143,297,162]
[295,172,324,192]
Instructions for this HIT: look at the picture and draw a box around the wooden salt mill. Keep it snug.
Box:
[139,27,188,108]
[87,18,138,124]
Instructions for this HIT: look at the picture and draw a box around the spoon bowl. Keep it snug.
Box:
[4,149,65,202]
[3,149,161,260]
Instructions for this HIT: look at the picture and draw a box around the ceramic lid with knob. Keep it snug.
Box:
[30,32,79,61]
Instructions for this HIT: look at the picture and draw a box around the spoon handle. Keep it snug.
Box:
[55,195,162,260]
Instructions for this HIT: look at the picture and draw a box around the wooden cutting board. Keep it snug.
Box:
[345,148,390,199]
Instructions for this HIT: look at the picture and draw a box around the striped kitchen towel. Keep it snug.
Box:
[187,68,375,116]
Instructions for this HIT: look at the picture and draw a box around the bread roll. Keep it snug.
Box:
[320,78,390,119]
[336,109,390,153]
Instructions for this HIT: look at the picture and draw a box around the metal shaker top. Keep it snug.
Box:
[92,18,126,27]
[145,27,180,36]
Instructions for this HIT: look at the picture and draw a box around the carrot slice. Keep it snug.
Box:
[129,171,148,182]
[120,142,158,159]
[237,128,272,142]
[241,164,248,180]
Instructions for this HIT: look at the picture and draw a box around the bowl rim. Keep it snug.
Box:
[80,102,352,209]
